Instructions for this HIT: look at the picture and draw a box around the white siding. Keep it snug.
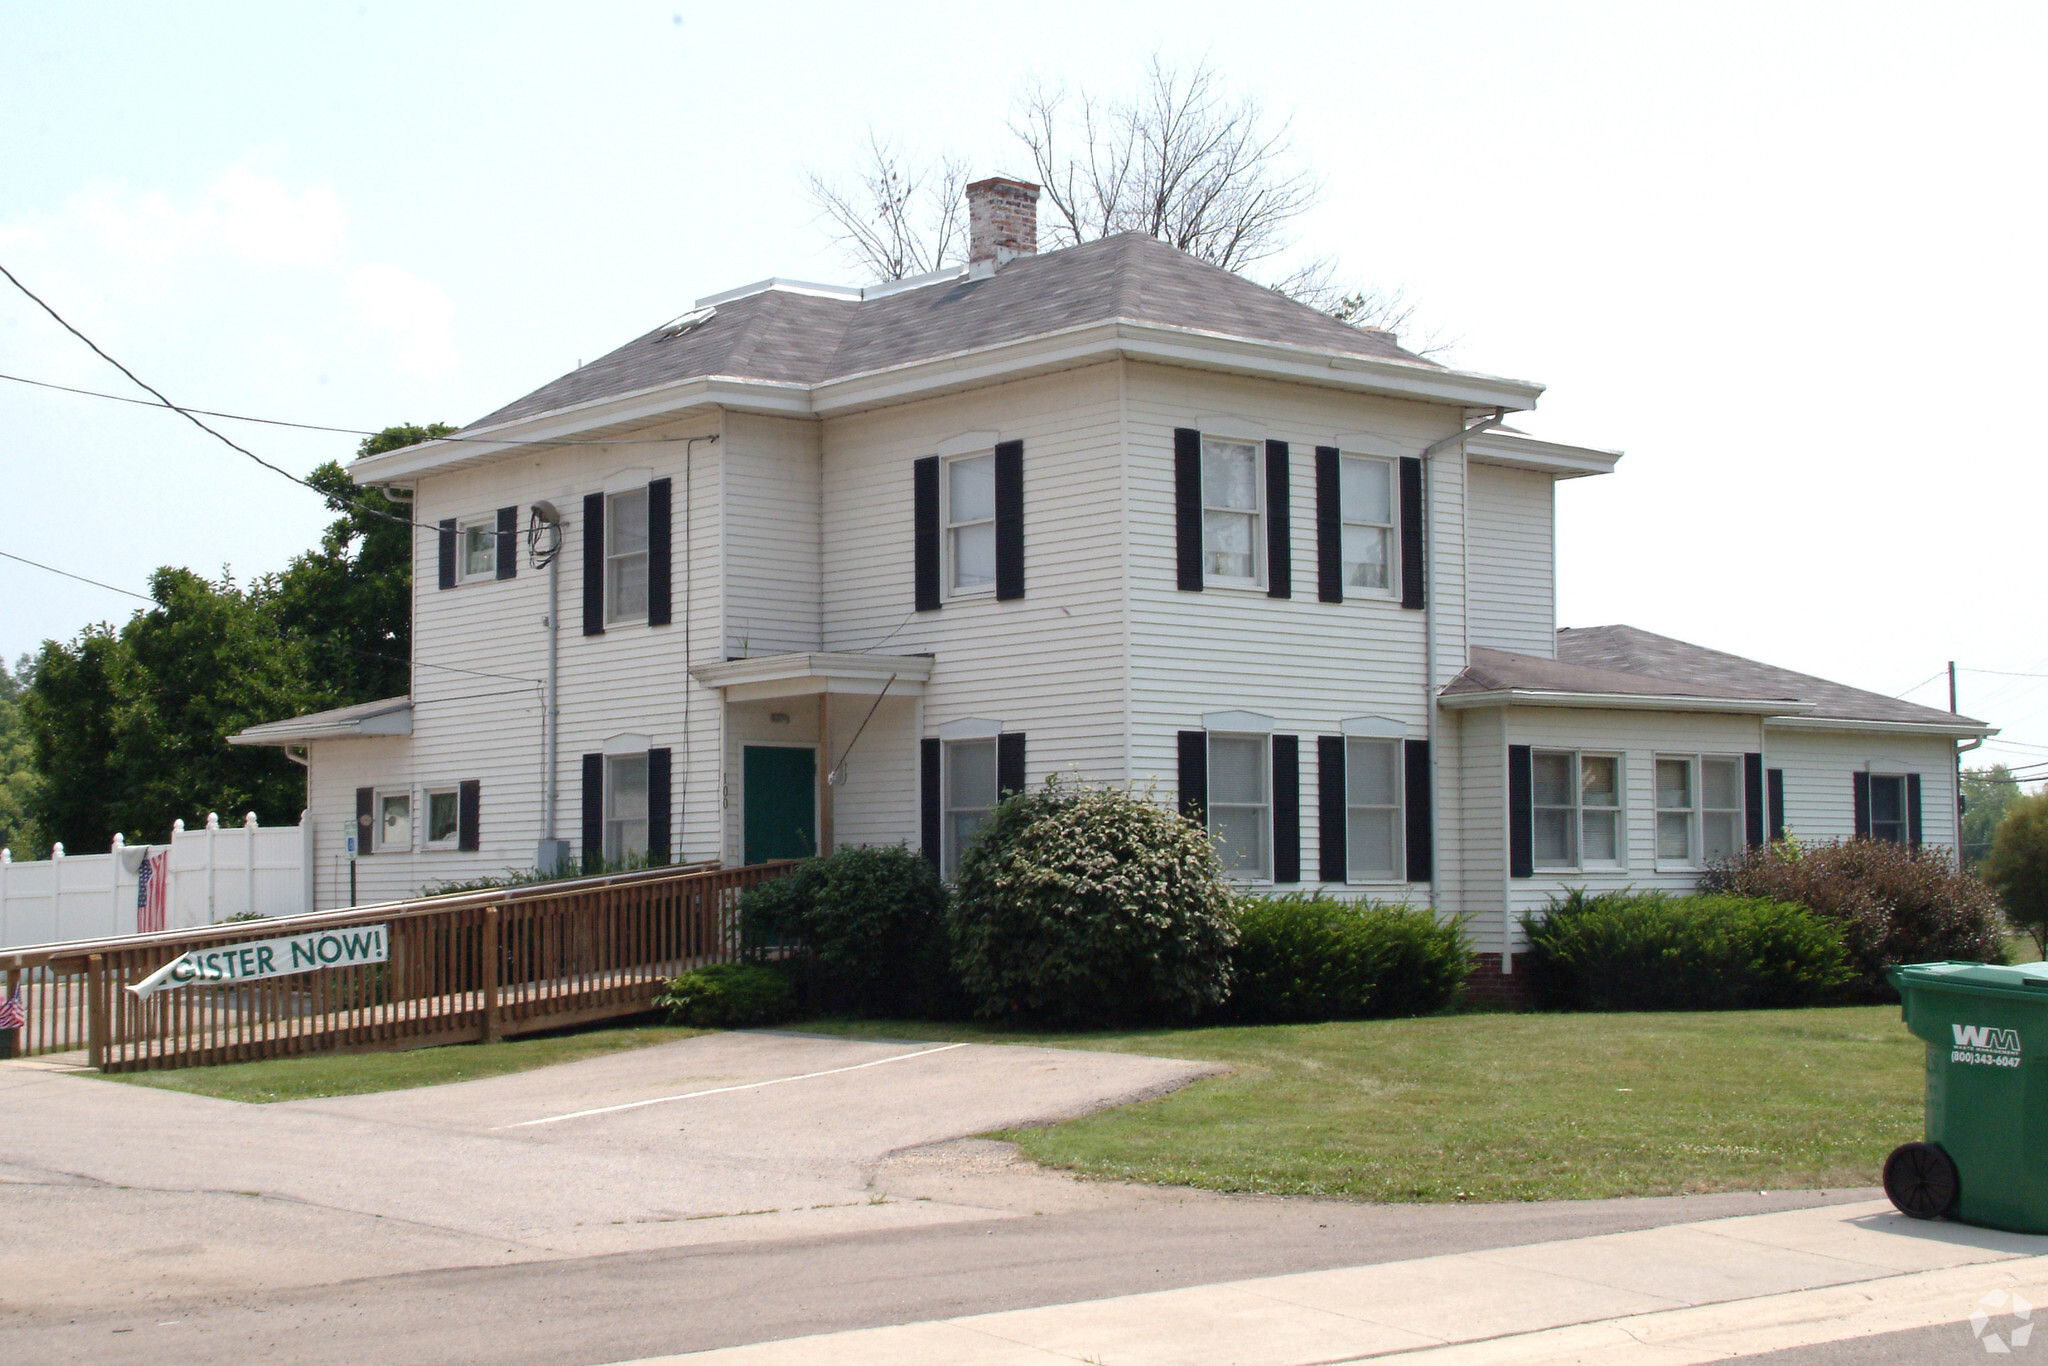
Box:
[722,414,821,657]
[1466,462,1555,657]
[820,364,1129,788]
[1766,726,1960,849]
[1455,706,1507,952]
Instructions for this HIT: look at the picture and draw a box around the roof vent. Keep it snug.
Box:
[656,305,716,339]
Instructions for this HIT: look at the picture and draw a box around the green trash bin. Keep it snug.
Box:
[1885,960,2048,1233]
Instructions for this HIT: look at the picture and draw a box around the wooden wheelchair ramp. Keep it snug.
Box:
[0,861,791,1072]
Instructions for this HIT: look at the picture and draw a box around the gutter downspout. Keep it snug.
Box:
[1418,407,1507,918]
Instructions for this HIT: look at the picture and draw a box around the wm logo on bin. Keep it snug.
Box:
[1953,1024,2022,1055]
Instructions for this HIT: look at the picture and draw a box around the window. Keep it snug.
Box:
[606,487,650,623]
[1201,437,1262,584]
[945,453,996,595]
[1531,751,1623,870]
[604,754,649,863]
[377,791,412,852]
[1346,737,1402,880]
[459,521,495,581]
[425,788,460,848]
[1655,757,1693,862]
[1869,774,1908,845]
[1207,733,1270,877]
[943,738,998,875]
[1700,757,1744,862]
[1340,455,1395,593]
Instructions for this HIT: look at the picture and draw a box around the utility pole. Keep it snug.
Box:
[1949,660,1958,714]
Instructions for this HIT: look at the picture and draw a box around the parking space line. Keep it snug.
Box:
[498,1042,973,1129]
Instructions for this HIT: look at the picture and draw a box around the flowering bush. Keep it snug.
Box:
[950,779,1237,1026]
[1702,839,2002,999]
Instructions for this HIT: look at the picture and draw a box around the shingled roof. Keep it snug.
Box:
[1442,625,1987,730]
[465,233,1435,431]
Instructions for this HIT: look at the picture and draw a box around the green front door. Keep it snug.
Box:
[743,745,817,865]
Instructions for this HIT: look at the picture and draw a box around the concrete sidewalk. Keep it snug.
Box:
[612,1200,2048,1365]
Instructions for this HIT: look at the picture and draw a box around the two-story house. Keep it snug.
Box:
[232,176,1994,987]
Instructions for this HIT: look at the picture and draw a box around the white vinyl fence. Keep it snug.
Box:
[0,812,314,951]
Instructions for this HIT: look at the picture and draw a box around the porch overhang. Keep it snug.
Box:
[688,652,933,703]
[228,696,414,745]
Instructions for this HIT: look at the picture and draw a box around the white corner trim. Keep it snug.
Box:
[603,466,655,495]
[1202,709,1275,734]
[602,732,653,756]
[1341,715,1408,739]
[1194,413,1266,443]
[936,717,1004,741]
[935,430,1000,458]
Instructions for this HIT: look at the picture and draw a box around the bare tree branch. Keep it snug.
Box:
[804,130,968,281]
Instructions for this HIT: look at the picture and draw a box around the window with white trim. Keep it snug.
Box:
[1655,756,1694,862]
[1532,751,1623,871]
[606,487,650,623]
[604,753,649,863]
[1207,733,1270,877]
[944,453,996,595]
[943,738,998,876]
[377,791,413,852]
[1869,774,1908,845]
[1346,737,1402,880]
[1700,756,1744,862]
[459,520,495,582]
[424,787,460,849]
[1340,455,1395,593]
[1201,437,1262,584]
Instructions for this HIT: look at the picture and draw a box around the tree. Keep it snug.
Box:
[1962,765,2027,872]
[1984,792,2048,957]
[804,55,1435,346]
[0,654,43,856]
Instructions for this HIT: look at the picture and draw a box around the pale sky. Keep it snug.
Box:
[2,2,2043,773]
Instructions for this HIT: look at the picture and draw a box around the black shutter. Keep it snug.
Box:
[996,731,1026,797]
[1908,773,1923,848]
[1315,446,1342,603]
[1405,739,1433,883]
[1174,428,1203,591]
[1744,753,1765,848]
[582,752,605,869]
[1398,456,1424,610]
[913,456,941,612]
[457,779,481,852]
[1272,735,1300,883]
[919,738,942,869]
[1317,736,1347,882]
[647,747,672,861]
[1265,440,1291,599]
[495,506,517,580]
[647,477,672,626]
[1768,768,1786,842]
[355,786,374,855]
[582,492,605,636]
[1508,744,1534,879]
[1178,729,1208,820]
[994,440,1025,601]
[437,518,457,590]
[1852,771,1871,839]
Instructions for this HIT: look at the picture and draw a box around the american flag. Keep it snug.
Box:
[0,991,23,1031]
[136,849,169,934]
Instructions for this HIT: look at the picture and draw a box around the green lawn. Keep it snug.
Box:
[806,1007,1922,1202]
[98,1024,707,1104]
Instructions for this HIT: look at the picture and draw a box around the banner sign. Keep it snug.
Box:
[130,924,390,999]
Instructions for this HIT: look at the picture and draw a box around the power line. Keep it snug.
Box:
[0,545,538,687]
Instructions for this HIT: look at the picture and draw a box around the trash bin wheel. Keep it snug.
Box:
[1883,1141,1958,1220]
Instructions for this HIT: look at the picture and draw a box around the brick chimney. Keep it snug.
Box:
[966,176,1040,267]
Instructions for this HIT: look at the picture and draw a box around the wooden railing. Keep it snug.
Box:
[0,861,793,1072]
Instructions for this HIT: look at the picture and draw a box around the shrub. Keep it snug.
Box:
[1223,893,1470,1022]
[1703,839,2003,998]
[1983,792,2048,958]
[655,962,795,1028]
[950,779,1237,1026]
[1522,889,1853,1012]
[736,844,957,1017]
